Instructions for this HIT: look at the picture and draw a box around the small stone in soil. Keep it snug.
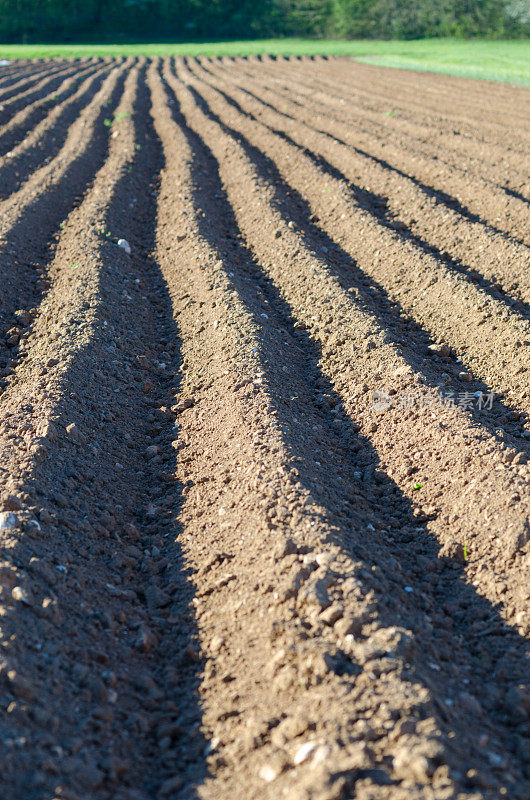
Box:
[118,238,131,255]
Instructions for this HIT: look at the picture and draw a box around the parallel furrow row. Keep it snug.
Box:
[151,58,529,800]
[0,61,90,122]
[0,60,61,91]
[250,56,530,156]
[0,60,71,99]
[0,62,113,199]
[234,57,530,206]
[0,59,198,800]
[0,60,130,385]
[252,53,530,133]
[173,49,530,695]
[203,57,530,246]
[0,59,109,158]
[177,60,530,420]
[192,57,530,310]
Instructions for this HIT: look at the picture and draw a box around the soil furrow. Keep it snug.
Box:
[155,59,529,800]
[302,56,530,131]
[0,61,68,99]
[249,53,529,129]
[175,63,530,421]
[193,58,530,312]
[0,62,85,121]
[0,61,129,389]
[0,61,60,92]
[156,58,483,800]
[235,57,530,208]
[202,57,530,245]
[237,54,528,147]
[170,56,530,643]
[0,62,112,199]
[301,62,530,195]
[0,59,201,800]
[219,57,530,230]
[0,59,108,158]
[251,57,530,159]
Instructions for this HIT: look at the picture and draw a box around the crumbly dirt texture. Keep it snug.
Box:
[0,56,528,800]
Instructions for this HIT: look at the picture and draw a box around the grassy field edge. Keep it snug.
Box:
[0,38,528,85]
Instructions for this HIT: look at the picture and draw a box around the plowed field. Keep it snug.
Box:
[0,56,529,800]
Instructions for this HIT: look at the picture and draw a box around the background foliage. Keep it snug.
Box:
[0,0,527,43]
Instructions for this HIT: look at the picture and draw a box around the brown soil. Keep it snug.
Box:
[0,56,528,800]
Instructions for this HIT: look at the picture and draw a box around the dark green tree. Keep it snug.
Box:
[0,0,526,42]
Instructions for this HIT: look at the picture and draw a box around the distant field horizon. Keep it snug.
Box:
[0,38,529,85]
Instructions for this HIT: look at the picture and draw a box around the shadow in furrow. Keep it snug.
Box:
[194,63,530,285]
[0,64,81,118]
[256,60,530,158]
[0,63,65,99]
[0,67,46,93]
[0,67,111,200]
[0,67,205,799]
[272,124,530,320]
[160,72,530,797]
[0,68,128,389]
[182,80,530,463]
[503,185,530,207]
[0,62,108,159]
[206,61,529,244]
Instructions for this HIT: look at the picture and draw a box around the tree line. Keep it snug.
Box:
[0,0,528,43]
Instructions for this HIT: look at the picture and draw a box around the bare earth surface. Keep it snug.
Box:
[0,56,529,800]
